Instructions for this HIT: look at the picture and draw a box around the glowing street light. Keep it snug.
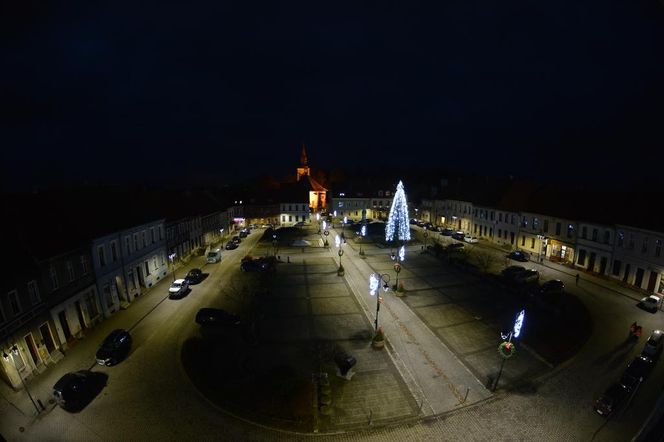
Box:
[369,273,390,331]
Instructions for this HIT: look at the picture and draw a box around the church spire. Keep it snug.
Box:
[300,144,308,167]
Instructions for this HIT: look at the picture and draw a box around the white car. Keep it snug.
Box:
[169,279,189,299]
[638,295,661,313]
[463,235,479,244]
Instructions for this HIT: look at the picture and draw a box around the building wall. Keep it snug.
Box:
[280,202,310,226]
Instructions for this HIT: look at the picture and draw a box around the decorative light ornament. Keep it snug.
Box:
[316,213,320,221]
[399,245,405,262]
[513,310,525,338]
[322,221,327,230]
[335,235,340,248]
[385,181,411,242]
[344,216,347,224]
[369,274,379,296]
[361,225,366,237]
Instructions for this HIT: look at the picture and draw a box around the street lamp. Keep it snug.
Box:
[3,346,41,414]
[168,252,177,282]
[390,245,406,291]
[423,228,429,251]
[492,309,525,391]
[272,233,278,257]
[369,273,390,331]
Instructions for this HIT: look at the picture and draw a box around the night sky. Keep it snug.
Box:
[2,1,664,190]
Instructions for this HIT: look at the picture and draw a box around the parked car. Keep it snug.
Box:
[238,230,248,238]
[95,329,132,366]
[539,279,565,295]
[513,269,540,284]
[463,235,479,244]
[594,383,631,418]
[446,243,465,252]
[619,355,655,392]
[294,221,305,227]
[206,249,222,263]
[501,265,526,279]
[452,231,465,241]
[168,279,189,299]
[441,228,455,236]
[248,224,257,229]
[225,241,239,250]
[185,268,203,284]
[642,330,664,359]
[195,308,242,326]
[241,256,276,272]
[232,236,241,244]
[53,370,106,412]
[507,250,530,262]
[637,295,661,313]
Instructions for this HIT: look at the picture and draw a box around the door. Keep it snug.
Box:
[24,334,41,366]
[648,272,657,292]
[40,323,56,353]
[623,264,631,283]
[588,253,596,272]
[510,232,515,245]
[599,257,607,275]
[635,268,645,288]
[75,301,87,329]
[58,310,72,341]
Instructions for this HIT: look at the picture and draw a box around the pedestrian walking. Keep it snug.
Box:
[575,273,580,285]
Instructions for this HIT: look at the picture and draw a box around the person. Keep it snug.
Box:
[635,325,643,338]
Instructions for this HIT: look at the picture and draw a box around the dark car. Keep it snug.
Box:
[225,241,238,250]
[501,265,526,280]
[232,236,241,244]
[240,256,277,272]
[53,370,107,412]
[451,231,465,241]
[195,308,242,326]
[239,230,248,238]
[539,279,565,295]
[513,269,540,284]
[185,268,203,284]
[441,228,455,236]
[446,243,465,252]
[594,383,630,418]
[507,250,530,262]
[619,355,655,392]
[95,329,132,366]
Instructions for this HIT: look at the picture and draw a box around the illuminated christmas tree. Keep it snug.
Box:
[385,181,411,243]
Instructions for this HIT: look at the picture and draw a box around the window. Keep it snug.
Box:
[555,223,561,236]
[289,215,292,222]
[50,266,59,290]
[490,211,495,221]
[499,213,503,222]
[533,218,539,230]
[151,227,155,243]
[125,236,131,254]
[81,255,89,274]
[134,234,139,251]
[628,234,634,249]
[617,231,624,247]
[581,226,587,239]
[295,215,299,222]
[543,219,549,233]
[655,240,662,258]
[603,231,610,244]
[521,236,525,246]
[531,238,535,249]
[577,250,586,266]
[498,229,502,238]
[103,284,113,308]
[141,231,146,248]
[159,226,164,241]
[8,290,21,315]
[511,215,516,225]
[128,269,136,290]
[642,238,648,254]
[378,191,383,197]
[111,241,118,262]
[338,202,344,208]
[160,253,165,265]
[144,261,150,276]
[66,261,75,282]
[567,224,574,238]
[282,215,286,222]
[153,257,158,271]
[522,217,527,227]
[98,246,106,266]
[385,191,390,196]
[27,280,40,305]
[289,205,292,211]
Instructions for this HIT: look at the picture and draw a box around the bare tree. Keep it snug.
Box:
[471,248,498,274]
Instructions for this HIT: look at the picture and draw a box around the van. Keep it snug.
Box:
[206,249,222,264]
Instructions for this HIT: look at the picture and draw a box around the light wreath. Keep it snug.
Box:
[498,341,516,359]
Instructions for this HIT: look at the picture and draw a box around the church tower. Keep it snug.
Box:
[296,144,311,181]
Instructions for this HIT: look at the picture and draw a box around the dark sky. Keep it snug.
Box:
[2,1,664,190]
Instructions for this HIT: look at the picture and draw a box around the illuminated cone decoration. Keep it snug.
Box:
[385,181,411,243]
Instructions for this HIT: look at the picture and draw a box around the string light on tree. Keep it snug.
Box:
[385,181,411,243]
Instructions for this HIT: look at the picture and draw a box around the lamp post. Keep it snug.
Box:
[537,235,547,263]
[3,346,41,414]
[369,273,390,331]
[492,309,525,391]
[390,245,406,291]
[335,234,344,266]
[168,252,177,282]
[359,224,367,256]
[423,229,429,251]
[272,234,278,257]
